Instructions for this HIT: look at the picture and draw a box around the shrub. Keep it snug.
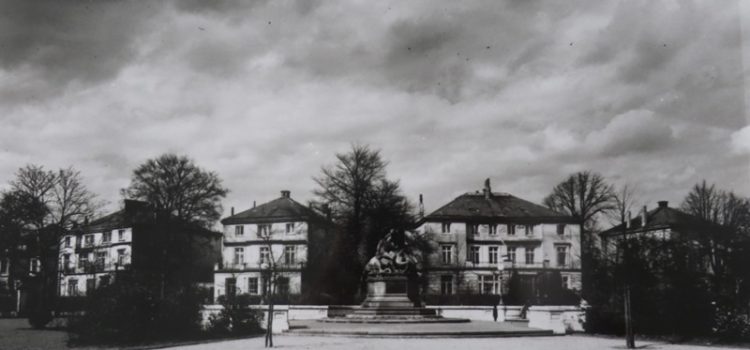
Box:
[207,294,262,336]
[68,276,205,345]
[713,306,750,341]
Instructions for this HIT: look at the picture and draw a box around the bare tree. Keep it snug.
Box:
[609,184,640,227]
[51,167,102,229]
[681,180,722,224]
[10,165,57,210]
[543,171,615,299]
[312,144,413,301]
[122,153,229,228]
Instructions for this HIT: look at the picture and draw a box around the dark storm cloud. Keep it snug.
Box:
[0,0,746,216]
[0,0,165,104]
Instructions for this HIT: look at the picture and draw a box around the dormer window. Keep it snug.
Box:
[441,222,451,234]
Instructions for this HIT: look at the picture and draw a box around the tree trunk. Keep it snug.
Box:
[624,285,635,349]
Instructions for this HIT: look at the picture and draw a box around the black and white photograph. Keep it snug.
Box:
[0,1,749,349]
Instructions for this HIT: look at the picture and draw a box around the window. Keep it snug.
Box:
[78,255,88,269]
[102,232,111,243]
[525,225,534,236]
[233,248,244,265]
[235,225,244,236]
[525,247,535,265]
[470,246,480,264]
[118,229,125,241]
[479,275,501,295]
[440,275,453,295]
[284,246,297,265]
[84,235,94,247]
[68,279,78,296]
[286,223,294,233]
[95,251,106,269]
[86,278,96,295]
[29,258,40,273]
[556,246,568,267]
[467,223,479,235]
[508,247,517,264]
[508,225,516,235]
[117,249,126,265]
[257,224,272,236]
[64,236,71,248]
[489,246,499,264]
[276,277,290,295]
[225,278,237,296]
[260,247,270,264]
[62,254,71,270]
[248,277,259,294]
[441,222,451,233]
[562,276,569,289]
[557,224,565,236]
[488,224,497,235]
[441,245,453,264]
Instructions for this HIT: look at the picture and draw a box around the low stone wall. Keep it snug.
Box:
[527,305,585,334]
[201,304,584,334]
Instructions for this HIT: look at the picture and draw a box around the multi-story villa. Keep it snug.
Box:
[599,200,718,268]
[213,190,333,301]
[415,180,581,298]
[59,200,221,297]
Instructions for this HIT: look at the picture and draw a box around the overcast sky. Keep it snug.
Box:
[1,1,749,220]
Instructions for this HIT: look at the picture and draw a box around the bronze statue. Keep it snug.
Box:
[364,229,421,276]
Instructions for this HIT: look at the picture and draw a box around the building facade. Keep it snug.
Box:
[59,200,221,297]
[599,200,718,267]
[415,180,581,298]
[213,190,332,301]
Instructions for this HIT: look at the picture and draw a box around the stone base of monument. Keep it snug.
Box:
[319,275,469,324]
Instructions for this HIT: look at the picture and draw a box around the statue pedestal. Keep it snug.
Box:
[361,275,413,309]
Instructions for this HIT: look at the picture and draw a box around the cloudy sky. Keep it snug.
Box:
[1,0,749,219]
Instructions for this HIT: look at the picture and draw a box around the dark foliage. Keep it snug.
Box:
[311,144,415,303]
[503,271,580,306]
[207,294,262,335]
[122,153,229,228]
[68,275,204,345]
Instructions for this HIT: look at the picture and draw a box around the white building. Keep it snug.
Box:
[415,180,581,298]
[213,190,333,301]
[59,200,221,297]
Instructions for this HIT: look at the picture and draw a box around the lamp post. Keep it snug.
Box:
[495,261,505,322]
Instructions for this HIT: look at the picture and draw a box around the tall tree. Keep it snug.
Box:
[312,144,413,301]
[681,180,750,297]
[609,184,640,227]
[544,171,615,299]
[122,154,229,228]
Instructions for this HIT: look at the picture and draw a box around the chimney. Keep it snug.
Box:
[253,200,256,209]
[658,200,668,208]
[641,205,647,227]
[281,190,291,198]
[483,178,492,199]
[626,211,631,229]
[418,194,425,218]
[84,216,89,226]
[231,207,235,216]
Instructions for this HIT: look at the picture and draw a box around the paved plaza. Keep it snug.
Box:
[170,335,748,350]
[0,318,746,350]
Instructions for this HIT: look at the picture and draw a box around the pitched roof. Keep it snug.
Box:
[600,204,717,237]
[83,200,152,232]
[423,192,575,223]
[221,195,325,225]
[80,200,221,237]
